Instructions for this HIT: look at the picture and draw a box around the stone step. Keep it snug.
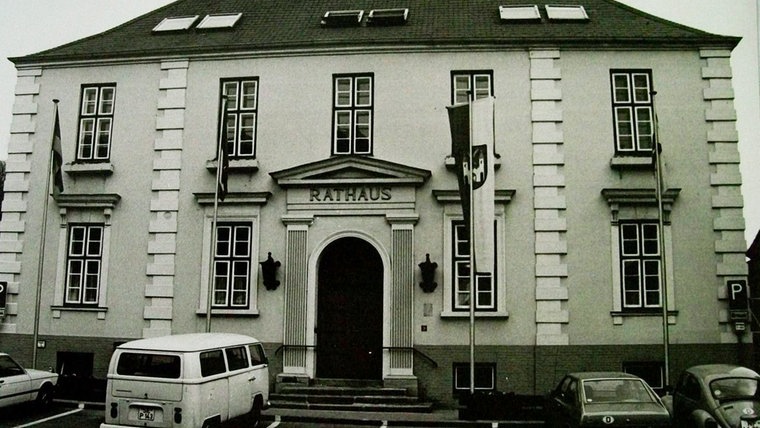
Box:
[269,400,435,413]
[270,393,420,405]
[277,385,409,397]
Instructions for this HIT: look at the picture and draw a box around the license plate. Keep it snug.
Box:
[741,420,760,428]
[137,408,155,421]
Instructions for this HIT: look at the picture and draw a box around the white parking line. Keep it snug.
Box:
[14,403,84,428]
[265,414,281,428]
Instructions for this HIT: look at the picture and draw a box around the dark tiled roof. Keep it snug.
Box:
[11,0,740,65]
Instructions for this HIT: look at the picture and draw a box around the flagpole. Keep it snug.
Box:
[32,99,59,369]
[652,90,670,387]
[468,92,476,394]
[205,96,227,333]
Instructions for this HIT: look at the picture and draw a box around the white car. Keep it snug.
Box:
[0,353,58,408]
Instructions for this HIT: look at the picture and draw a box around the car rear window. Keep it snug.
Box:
[711,378,759,401]
[116,353,181,378]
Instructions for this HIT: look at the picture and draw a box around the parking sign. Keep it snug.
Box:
[727,279,749,321]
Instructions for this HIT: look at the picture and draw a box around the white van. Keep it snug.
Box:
[101,333,269,428]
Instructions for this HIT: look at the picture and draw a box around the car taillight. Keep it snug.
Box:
[109,402,117,419]
[174,407,182,424]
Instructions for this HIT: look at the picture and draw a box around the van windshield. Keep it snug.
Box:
[117,352,181,378]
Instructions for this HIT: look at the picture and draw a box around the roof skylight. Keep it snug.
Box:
[499,5,541,21]
[545,5,589,20]
[197,13,243,29]
[152,15,200,32]
[321,10,364,27]
[367,8,409,26]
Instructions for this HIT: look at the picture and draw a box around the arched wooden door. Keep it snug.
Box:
[316,237,383,379]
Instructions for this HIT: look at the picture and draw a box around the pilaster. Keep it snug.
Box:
[143,60,189,338]
[530,49,569,345]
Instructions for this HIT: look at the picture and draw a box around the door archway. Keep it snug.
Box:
[316,237,383,379]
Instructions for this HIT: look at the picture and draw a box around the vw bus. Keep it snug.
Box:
[101,333,269,428]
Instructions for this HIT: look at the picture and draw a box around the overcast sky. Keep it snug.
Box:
[0,0,758,245]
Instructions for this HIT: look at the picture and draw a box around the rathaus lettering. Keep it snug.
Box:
[309,187,392,202]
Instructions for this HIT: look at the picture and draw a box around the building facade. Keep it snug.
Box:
[0,0,749,406]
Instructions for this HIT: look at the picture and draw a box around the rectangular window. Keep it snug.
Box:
[221,78,258,158]
[452,222,496,311]
[116,353,181,379]
[225,346,249,371]
[65,224,104,306]
[249,344,267,366]
[200,350,227,377]
[453,363,496,392]
[451,71,493,105]
[213,223,252,309]
[623,361,665,392]
[610,70,654,155]
[620,222,661,309]
[332,74,373,155]
[77,84,116,161]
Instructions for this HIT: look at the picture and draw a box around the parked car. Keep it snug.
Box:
[0,352,58,408]
[544,372,671,427]
[671,364,760,428]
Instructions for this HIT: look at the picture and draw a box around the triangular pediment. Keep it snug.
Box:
[270,156,431,187]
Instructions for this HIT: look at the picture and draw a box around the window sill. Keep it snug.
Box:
[611,310,678,325]
[441,310,509,319]
[196,308,260,317]
[63,162,114,176]
[51,305,108,320]
[206,158,259,173]
[609,156,653,170]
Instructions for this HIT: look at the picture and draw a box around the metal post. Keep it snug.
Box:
[205,96,227,333]
[32,100,59,369]
[652,91,670,387]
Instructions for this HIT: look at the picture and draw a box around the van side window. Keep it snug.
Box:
[225,346,249,371]
[249,344,267,366]
[200,350,226,376]
[116,353,181,379]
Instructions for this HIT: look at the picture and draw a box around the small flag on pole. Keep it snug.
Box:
[217,97,230,201]
[447,96,496,274]
[51,103,64,195]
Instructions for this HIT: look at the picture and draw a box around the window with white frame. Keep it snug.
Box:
[212,222,252,309]
[332,74,373,155]
[77,84,116,161]
[610,70,654,155]
[619,222,661,310]
[452,221,496,312]
[451,71,493,105]
[221,78,258,158]
[65,224,104,306]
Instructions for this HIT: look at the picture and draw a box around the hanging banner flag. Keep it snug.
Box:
[217,96,230,201]
[447,96,496,275]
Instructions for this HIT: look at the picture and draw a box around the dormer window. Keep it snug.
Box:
[545,5,589,21]
[367,8,409,26]
[197,13,242,30]
[152,15,199,32]
[321,10,364,27]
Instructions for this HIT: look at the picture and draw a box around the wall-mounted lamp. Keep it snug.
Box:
[37,340,46,349]
[260,252,281,291]
[418,253,438,293]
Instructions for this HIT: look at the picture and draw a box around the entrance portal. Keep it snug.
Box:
[316,237,383,379]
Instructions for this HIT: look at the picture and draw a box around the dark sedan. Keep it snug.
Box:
[671,364,760,428]
[544,371,671,427]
